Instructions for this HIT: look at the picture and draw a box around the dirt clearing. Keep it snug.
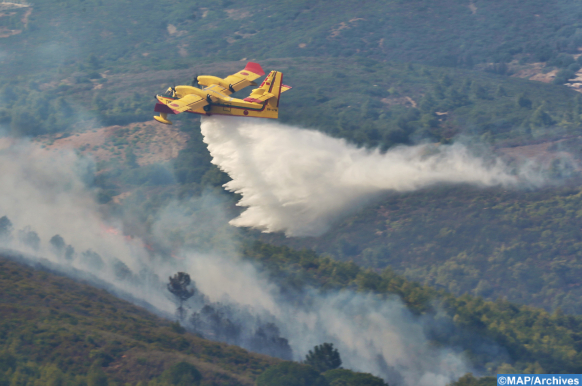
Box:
[36,121,190,166]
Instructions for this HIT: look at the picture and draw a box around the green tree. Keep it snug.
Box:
[516,93,532,109]
[0,352,16,372]
[87,362,108,386]
[553,69,575,84]
[17,226,40,250]
[160,362,202,386]
[448,373,496,386]
[65,245,75,261]
[305,343,342,373]
[50,235,66,256]
[530,104,553,130]
[470,82,488,99]
[39,364,66,386]
[10,108,42,136]
[257,362,329,386]
[323,369,388,386]
[167,272,196,319]
[87,54,101,70]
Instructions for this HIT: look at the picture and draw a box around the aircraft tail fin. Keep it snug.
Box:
[243,71,289,107]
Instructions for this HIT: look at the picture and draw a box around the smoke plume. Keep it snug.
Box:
[201,116,542,236]
[0,139,507,386]
[0,141,176,312]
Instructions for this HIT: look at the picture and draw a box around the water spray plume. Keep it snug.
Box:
[200,116,541,237]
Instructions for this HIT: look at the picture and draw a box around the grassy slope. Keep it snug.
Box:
[0,255,278,386]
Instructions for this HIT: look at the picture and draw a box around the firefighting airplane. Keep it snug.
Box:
[153,62,291,124]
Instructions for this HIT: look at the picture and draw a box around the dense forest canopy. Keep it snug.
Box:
[4,0,582,74]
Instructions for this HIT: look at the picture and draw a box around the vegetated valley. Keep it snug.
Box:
[2,0,582,385]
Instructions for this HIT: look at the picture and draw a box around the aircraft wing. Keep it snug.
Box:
[223,62,265,91]
[165,94,208,113]
[198,62,266,95]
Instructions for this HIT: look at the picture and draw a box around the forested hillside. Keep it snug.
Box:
[0,256,277,385]
[3,0,582,385]
[242,242,582,376]
[4,0,582,147]
[0,256,390,386]
[4,55,582,150]
[259,181,582,314]
[2,243,582,386]
[4,0,582,74]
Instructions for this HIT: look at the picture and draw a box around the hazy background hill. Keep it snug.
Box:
[5,0,582,145]
[5,0,582,72]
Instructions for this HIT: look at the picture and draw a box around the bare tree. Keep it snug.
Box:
[168,272,195,320]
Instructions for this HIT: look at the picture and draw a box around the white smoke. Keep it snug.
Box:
[0,141,177,314]
[155,204,474,386]
[0,140,493,386]
[284,292,468,386]
[201,116,542,236]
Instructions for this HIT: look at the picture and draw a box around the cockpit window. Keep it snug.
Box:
[162,89,174,97]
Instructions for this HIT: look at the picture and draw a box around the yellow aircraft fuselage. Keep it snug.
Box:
[156,85,280,119]
[153,63,290,125]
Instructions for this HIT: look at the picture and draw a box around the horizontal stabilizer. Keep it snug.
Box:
[243,70,285,106]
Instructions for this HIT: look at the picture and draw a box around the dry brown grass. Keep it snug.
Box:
[36,121,189,166]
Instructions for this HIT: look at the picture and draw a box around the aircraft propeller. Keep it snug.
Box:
[169,81,177,98]
[191,74,200,88]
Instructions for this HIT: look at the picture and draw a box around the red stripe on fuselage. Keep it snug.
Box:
[277,73,283,107]
[212,101,268,111]
[186,111,277,119]
[243,97,264,103]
